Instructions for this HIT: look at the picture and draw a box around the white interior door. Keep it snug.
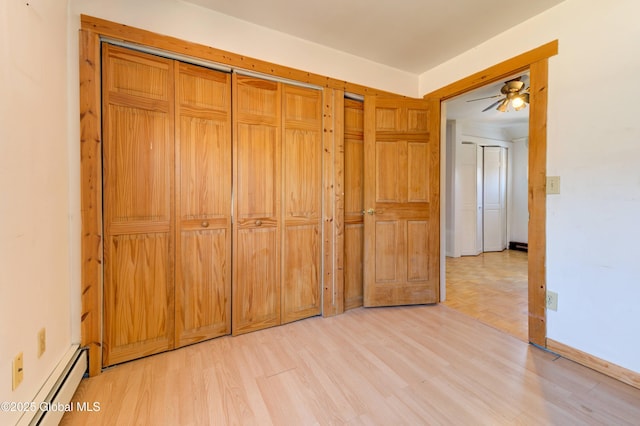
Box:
[483,146,507,252]
[459,142,480,256]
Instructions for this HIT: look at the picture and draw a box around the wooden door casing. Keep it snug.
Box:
[281,85,323,323]
[175,62,232,347]
[102,44,176,366]
[232,75,282,335]
[363,96,439,307]
[343,99,365,310]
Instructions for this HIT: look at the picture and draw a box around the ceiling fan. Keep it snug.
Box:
[467,76,530,112]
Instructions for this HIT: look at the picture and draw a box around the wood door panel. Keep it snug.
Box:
[105,105,172,224]
[236,124,278,219]
[281,85,322,323]
[408,142,430,202]
[407,220,429,281]
[284,129,321,217]
[233,228,280,334]
[375,107,401,131]
[105,49,170,101]
[375,141,402,203]
[284,87,322,124]
[178,64,229,111]
[178,115,230,218]
[233,74,281,335]
[344,99,365,310]
[177,229,229,343]
[104,233,173,365]
[175,63,231,347]
[364,96,439,307]
[374,221,402,282]
[235,77,279,122]
[282,225,321,323]
[344,224,364,310]
[102,44,175,366]
[345,138,364,215]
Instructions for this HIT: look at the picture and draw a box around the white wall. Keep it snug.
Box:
[68,0,419,97]
[0,1,73,423]
[510,139,528,244]
[423,0,640,374]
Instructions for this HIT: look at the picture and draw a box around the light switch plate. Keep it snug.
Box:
[547,176,560,194]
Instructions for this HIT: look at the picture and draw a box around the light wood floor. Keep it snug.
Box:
[62,305,640,425]
[445,250,528,341]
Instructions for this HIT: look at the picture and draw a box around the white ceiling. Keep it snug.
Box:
[184,0,564,74]
[184,0,553,126]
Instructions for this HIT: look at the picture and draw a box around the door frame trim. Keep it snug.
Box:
[423,40,558,346]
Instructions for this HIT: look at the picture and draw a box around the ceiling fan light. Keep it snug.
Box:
[497,99,509,112]
[512,96,525,109]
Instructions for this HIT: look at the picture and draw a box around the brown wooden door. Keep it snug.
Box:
[344,99,365,310]
[363,96,439,306]
[232,75,282,335]
[174,62,232,347]
[281,85,322,323]
[102,45,175,365]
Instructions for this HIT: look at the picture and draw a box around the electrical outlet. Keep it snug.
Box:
[12,352,24,390]
[546,291,558,311]
[38,328,46,358]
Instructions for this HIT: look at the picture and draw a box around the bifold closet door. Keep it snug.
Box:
[232,75,323,334]
[102,45,232,365]
[343,99,365,310]
[281,85,322,324]
[102,44,175,366]
[175,62,232,347]
[232,75,282,335]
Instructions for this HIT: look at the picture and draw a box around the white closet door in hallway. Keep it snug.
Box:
[458,144,508,255]
[482,146,507,252]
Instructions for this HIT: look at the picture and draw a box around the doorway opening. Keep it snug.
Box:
[443,72,530,341]
[425,42,557,347]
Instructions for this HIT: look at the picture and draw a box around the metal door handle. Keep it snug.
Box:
[201,221,210,228]
[366,208,376,215]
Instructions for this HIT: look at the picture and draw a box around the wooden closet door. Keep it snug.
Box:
[281,85,322,323]
[343,99,365,310]
[232,75,282,335]
[102,45,175,366]
[175,63,231,347]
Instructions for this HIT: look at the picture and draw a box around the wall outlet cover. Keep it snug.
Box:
[12,352,24,390]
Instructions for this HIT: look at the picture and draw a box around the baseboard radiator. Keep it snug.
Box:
[17,345,87,426]
[508,241,528,252]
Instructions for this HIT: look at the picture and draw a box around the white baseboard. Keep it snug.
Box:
[16,345,86,426]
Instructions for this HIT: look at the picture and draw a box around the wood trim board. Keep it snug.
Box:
[423,40,558,347]
[81,15,395,98]
[547,338,640,390]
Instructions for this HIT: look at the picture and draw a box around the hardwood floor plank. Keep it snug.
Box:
[62,305,640,425]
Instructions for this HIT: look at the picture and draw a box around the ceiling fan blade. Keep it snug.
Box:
[482,98,504,112]
[467,94,502,103]
[497,98,510,112]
